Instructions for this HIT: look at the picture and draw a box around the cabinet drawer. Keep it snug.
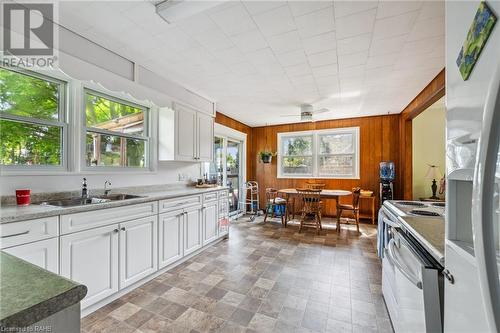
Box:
[159,195,201,213]
[218,190,229,199]
[203,192,218,202]
[60,202,158,235]
[0,216,58,249]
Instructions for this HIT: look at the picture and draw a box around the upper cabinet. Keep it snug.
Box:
[159,102,213,162]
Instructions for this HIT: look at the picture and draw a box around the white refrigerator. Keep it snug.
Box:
[445,1,500,332]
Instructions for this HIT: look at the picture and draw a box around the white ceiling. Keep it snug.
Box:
[58,1,445,126]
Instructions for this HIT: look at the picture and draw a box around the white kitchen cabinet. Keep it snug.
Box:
[184,205,202,255]
[4,238,59,274]
[159,210,184,269]
[60,224,119,309]
[119,216,158,289]
[175,103,197,161]
[167,102,213,162]
[203,201,218,245]
[197,112,214,162]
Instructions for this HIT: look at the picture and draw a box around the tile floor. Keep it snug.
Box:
[82,216,393,333]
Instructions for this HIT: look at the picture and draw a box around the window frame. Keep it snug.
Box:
[277,127,360,179]
[278,131,315,178]
[0,66,69,173]
[81,87,152,171]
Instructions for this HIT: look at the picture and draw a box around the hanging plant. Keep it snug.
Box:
[259,151,276,164]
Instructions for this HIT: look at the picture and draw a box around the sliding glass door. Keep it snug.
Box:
[204,136,244,217]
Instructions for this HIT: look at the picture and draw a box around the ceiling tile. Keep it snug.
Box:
[334,1,378,18]
[266,30,303,54]
[406,16,444,41]
[288,1,333,17]
[155,27,200,52]
[308,49,338,67]
[212,47,245,65]
[376,1,422,19]
[209,3,256,36]
[230,29,268,53]
[294,6,335,38]
[252,5,296,37]
[417,1,445,21]
[301,32,336,55]
[245,47,278,65]
[177,13,219,36]
[227,62,258,76]
[276,49,308,67]
[373,11,419,40]
[369,35,406,56]
[193,28,234,51]
[337,33,372,55]
[243,1,284,15]
[338,51,368,69]
[335,9,376,39]
[312,64,339,78]
[366,52,399,69]
[284,63,312,77]
[315,75,339,87]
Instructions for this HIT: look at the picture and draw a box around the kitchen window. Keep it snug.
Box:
[277,127,360,179]
[0,67,67,169]
[84,89,149,168]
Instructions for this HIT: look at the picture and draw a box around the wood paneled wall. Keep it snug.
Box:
[214,112,254,180]
[251,115,401,217]
[399,69,445,199]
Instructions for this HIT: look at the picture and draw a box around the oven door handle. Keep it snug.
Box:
[383,217,400,228]
[385,238,423,289]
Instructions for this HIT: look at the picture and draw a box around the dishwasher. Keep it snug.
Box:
[382,224,444,333]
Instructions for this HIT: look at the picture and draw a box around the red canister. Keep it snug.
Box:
[15,189,31,206]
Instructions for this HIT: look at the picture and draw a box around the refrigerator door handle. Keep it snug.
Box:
[385,238,423,289]
[472,63,500,333]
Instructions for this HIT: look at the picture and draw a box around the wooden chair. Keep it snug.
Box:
[296,189,323,234]
[337,187,362,233]
[305,182,326,190]
[264,188,287,226]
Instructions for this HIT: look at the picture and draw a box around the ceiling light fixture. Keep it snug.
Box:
[156,0,223,24]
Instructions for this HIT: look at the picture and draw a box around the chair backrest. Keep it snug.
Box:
[296,188,322,214]
[305,182,326,190]
[265,188,279,203]
[352,187,361,208]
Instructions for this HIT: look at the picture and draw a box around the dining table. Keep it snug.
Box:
[277,188,352,231]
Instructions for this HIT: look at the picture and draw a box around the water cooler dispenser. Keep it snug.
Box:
[379,161,395,205]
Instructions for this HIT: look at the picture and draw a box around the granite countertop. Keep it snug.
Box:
[398,215,445,265]
[0,185,227,224]
[0,252,87,328]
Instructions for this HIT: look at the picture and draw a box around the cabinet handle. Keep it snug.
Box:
[443,269,454,284]
[1,230,29,238]
[113,229,119,233]
[121,227,126,231]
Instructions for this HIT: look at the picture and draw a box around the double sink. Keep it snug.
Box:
[39,194,143,207]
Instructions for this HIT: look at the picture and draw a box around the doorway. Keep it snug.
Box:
[203,133,245,218]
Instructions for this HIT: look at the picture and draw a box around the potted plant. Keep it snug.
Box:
[259,151,276,164]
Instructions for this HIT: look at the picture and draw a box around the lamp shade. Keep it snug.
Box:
[425,165,443,180]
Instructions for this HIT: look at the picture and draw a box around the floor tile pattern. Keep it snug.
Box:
[82,217,393,333]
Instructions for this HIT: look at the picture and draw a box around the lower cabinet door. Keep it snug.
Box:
[119,216,158,289]
[4,237,59,274]
[61,224,119,309]
[159,210,184,269]
[184,206,202,255]
[203,202,218,244]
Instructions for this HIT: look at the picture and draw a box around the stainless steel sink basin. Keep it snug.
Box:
[97,194,143,201]
[39,194,143,207]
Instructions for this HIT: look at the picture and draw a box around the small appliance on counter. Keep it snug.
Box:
[379,161,395,205]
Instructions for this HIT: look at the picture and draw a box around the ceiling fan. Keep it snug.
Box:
[280,104,330,122]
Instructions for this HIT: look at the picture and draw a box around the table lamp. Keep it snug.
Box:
[425,165,443,199]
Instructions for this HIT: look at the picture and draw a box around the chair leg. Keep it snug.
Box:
[356,210,360,234]
[299,211,305,233]
[280,205,285,226]
[264,204,269,222]
[337,209,342,232]
[315,214,320,235]
[318,210,322,230]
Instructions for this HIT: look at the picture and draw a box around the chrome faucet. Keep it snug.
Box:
[82,178,88,199]
[104,180,112,196]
